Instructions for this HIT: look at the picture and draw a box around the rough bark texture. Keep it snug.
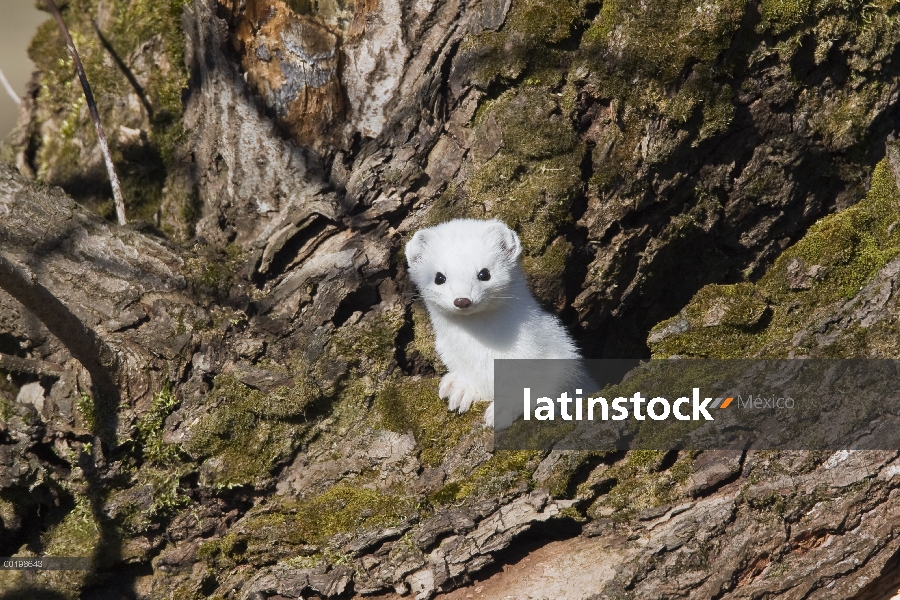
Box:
[1,0,900,598]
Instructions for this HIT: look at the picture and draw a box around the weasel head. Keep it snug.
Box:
[406,219,523,316]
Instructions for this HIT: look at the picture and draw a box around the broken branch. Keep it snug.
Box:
[45,0,127,226]
[0,352,65,378]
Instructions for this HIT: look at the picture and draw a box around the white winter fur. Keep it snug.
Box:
[405,219,582,427]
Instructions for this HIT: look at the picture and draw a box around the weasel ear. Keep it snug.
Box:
[406,230,428,266]
[489,221,522,261]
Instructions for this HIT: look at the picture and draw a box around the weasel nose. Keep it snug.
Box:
[454,298,472,309]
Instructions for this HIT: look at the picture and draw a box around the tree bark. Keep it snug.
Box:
[1,0,900,598]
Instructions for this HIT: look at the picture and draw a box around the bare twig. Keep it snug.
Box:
[0,68,20,106]
[0,352,65,378]
[45,0,127,226]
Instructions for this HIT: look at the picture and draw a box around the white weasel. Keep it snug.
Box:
[405,218,583,427]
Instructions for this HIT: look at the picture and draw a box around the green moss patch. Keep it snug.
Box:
[375,378,484,467]
[182,244,246,301]
[12,493,104,598]
[136,386,183,466]
[185,374,320,488]
[330,309,406,375]
[579,0,745,128]
[587,450,694,521]
[463,0,583,87]
[582,0,747,83]
[759,0,812,34]
[0,399,11,424]
[430,450,542,505]
[650,158,900,358]
[199,485,417,567]
[405,304,445,373]
[468,88,584,255]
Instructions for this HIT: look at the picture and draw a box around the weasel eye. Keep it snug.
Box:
[434,272,446,285]
[477,268,491,281]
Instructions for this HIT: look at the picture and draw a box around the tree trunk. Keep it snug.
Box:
[1,0,900,598]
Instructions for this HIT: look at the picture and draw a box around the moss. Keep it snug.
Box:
[452,450,542,501]
[716,283,770,328]
[467,88,584,254]
[423,182,469,226]
[463,0,583,87]
[807,81,888,151]
[428,481,462,505]
[331,309,406,374]
[375,378,484,467]
[25,0,188,222]
[31,493,101,598]
[407,304,445,373]
[136,387,183,466]
[588,450,694,521]
[651,158,900,358]
[74,388,119,443]
[580,0,746,105]
[184,374,320,488]
[558,506,588,522]
[275,484,416,542]
[97,388,192,531]
[536,451,605,498]
[698,83,736,142]
[114,466,188,534]
[201,485,417,567]
[486,89,580,160]
[0,495,17,529]
[76,393,96,432]
[182,243,246,300]
[522,236,574,306]
[469,152,580,249]
[0,394,15,422]
[759,0,812,34]
[197,532,246,569]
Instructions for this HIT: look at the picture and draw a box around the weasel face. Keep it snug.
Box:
[406,219,523,316]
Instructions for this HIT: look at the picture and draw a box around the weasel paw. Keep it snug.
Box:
[439,373,480,413]
[483,402,494,428]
